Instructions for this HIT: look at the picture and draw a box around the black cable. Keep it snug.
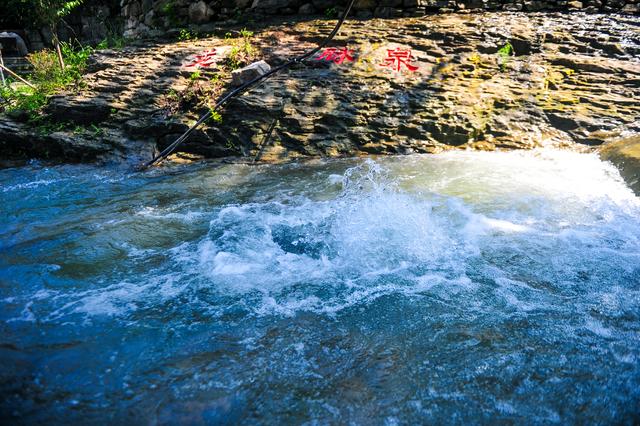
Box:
[252,114,280,163]
[140,0,356,169]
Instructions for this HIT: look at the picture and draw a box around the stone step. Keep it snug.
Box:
[1,57,32,76]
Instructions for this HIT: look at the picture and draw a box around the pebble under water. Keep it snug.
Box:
[1,150,639,424]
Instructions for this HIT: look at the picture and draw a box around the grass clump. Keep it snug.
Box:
[96,35,127,50]
[497,42,514,72]
[96,20,127,50]
[224,28,256,71]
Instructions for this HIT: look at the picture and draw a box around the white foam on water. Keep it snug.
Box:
[4,150,639,323]
[2,179,60,193]
[135,205,207,223]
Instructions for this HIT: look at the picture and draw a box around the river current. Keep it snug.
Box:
[1,150,639,424]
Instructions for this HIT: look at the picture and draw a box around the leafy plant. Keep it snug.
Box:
[209,109,223,123]
[325,7,338,18]
[90,124,103,136]
[468,52,484,77]
[60,41,91,82]
[497,42,514,72]
[178,28,196,41]
[239,28,254,39]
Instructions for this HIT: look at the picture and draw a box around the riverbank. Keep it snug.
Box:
[1,12,639,168]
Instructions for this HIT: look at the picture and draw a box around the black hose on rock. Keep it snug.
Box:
[140,0,356,169]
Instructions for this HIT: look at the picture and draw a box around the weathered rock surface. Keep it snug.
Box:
[118,0,640,37]
[211,13,640,162]
[600,136,640,194]
[231,60,272,86]
[188,1,214,23]
[1,12,639,166]
[46,95,112,125]
[0,119,117,162]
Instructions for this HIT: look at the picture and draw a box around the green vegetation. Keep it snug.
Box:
[159,27,259,125]
[467,52,486,77]
[38,0,84,69]
[210,109,223,123]
[0,42,91,118]
[497,42,514,72]
[325,7,338,18]
[224,28,256,71]
[161,0,181,27]
[158,71,225,118]
[96,20,127,50]
[1,1,84,69]
[178,28,196,42]
[96,33,127,50]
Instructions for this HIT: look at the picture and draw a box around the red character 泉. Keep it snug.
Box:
[314,47,355,64]
[379,48,418,73]
[185,49,217,68]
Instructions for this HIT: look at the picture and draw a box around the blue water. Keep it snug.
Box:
[1,150,639,424]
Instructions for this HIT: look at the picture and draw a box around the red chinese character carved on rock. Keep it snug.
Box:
[314,47,355,64]
[185,49,217,68]
[379,48,418,73]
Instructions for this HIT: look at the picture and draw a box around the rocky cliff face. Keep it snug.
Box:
[1,12,639,166]
[149,12,640,162]
[120,0,639,38]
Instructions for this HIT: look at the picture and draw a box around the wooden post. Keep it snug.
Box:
[52,28,65,70]
[0,43,6,86]
[0,63,36,89]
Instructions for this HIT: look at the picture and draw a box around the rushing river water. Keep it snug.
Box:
[1,149,639,424]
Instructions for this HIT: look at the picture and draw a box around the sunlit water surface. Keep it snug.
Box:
[1,150,639,424]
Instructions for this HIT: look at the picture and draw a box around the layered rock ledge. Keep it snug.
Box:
[1,12,639,166]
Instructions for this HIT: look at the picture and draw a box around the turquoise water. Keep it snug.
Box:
[1,150,639,424]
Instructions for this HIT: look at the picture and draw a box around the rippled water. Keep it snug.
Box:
[1,150,639,424]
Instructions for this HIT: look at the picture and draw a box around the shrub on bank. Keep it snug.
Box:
[0,42,91,119]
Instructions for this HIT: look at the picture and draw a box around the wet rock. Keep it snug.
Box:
[46,96,112,125]
[600,136,640,194]
[0,120,113,162]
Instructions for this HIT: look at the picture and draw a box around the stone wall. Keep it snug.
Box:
[23,0,121,51]
[120,0,639,37]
